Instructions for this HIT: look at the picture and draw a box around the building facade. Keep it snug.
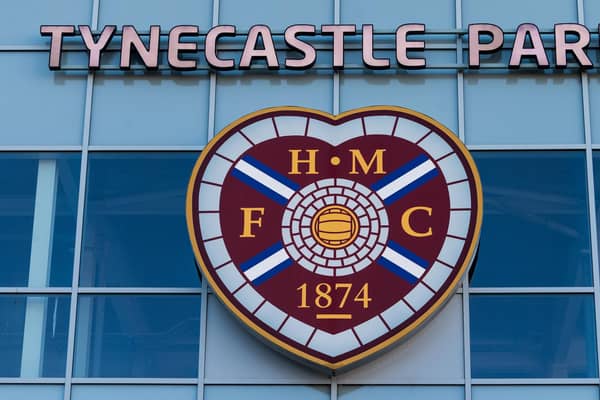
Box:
[1,0,600,399]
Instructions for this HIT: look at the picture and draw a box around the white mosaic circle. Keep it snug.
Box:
[281,178,389,277]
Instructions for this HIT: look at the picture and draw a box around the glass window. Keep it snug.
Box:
[470,151,591,287]
[99,0,212,28]
[0,295,70,378]
[0,385,63,400]
[339,386,464,400]
[341,0,454,30]
[80,153,200,287]
[215,73,333,134]
[0,53,86,146]
[463,0,577,28]
[219,0,332,31]
[590,76,600,144]
[0,0,90,45]
[337,295,464,382]
[205,386,330,400]
[464,73,584,145]
[472,385,599,400]
[204,294,325,381]
[340,72,458,133]
[0,153,80,287]
[91,73,210,146]
[470,294,598,378]
[71,385,196,400]
[74,295,201,378]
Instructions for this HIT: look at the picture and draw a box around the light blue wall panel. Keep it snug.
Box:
[71,385,197,400]
[214,73,333,134]
[0,53,86,146]
[337,295,464,382]
[464,73,584,145]
[339,386,464,400]
[463,0,577,28]
[204,295,325,381]
[99,0,212,28]
[472,385,599,400]
[341,0,455,30]
[586,1,600,28]
[0,385,63,400]
[340,73,458,133]
[90,74,210,146]
[205,385,329,400]
[0,0,91,45]
[219,0,333,31]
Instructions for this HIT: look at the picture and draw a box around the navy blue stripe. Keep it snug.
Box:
[240,242,285,272]
[386,240,429,268]
[242,155,301,191]
[371,154,430,191]
[253,258,293,286]
[231,168,289,206]
[378,256,418,284]
[383,168,438,205]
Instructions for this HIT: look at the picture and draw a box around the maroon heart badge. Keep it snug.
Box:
[186,106,482,371]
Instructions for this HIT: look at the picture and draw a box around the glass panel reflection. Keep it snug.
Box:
[74,295,201,378]
[80,153,200,287]
[0,295,70,377]
[471,151,591,287]
[470,294,598,378]
[339,386,464,400]
[0,153,80,287]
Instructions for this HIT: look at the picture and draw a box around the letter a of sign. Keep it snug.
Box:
[186,106,483,372]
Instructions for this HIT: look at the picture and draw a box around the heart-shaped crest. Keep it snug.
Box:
[186,106,482,372]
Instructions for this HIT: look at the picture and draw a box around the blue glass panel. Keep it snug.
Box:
[72,385,196,400]
[99,0,212,28]
[215,73,333,134]
[219,0,332,31]
[464,73,584,145]
[471,151,591,287]
[0,53,86,146]
[463,0,577,28]
[0,0,91,45]
[205,385,330,400]
[472,385,599,400]
[339,386,464,400]
[340,72,458,133]
[80,153,200,287]
[470,294,598,378]
[590,76,600,144]
[0,385,63,400]
[91,73,210,146]
[74,295,200,378]
[341,0,455,30]
[0,295,70,378]
[0,153,80,287]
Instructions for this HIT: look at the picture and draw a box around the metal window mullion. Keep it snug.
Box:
[333,0,340,117]
[63,1,99,398]
[62,72,92,400]
[198,2,220,399]
[578,0,600,387]
[455,0,471,398]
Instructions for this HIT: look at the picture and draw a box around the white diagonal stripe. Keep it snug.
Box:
[376,159,436,201]
[381,246,426,279]
[244,248,290,282]
[235,159,296,200]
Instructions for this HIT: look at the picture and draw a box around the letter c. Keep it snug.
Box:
[401,206,432,237]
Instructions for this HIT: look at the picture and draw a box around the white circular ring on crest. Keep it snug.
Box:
[281,178,389,277]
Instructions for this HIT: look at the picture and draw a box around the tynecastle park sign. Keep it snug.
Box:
[40,23,600,71]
